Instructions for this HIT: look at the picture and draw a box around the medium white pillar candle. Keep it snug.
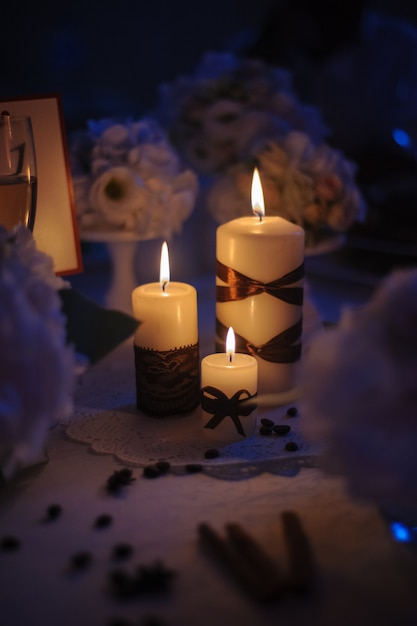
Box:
[132,242,200,416]
[132,282,198,351]
[201,327,258,442]
[216,169,305,395]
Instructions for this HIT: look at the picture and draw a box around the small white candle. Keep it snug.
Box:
[216,168,305,395]
[132,241,198,351]
[132,242,200,416]
[201,327,258,442]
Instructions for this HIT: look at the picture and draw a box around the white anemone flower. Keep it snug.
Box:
[89,166,150,233]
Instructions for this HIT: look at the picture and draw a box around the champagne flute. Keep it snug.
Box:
[0,111,37,232]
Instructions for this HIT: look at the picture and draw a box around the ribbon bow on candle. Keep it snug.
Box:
[216,260,304,305]
[201,385,257,437]
[216,318,302,363]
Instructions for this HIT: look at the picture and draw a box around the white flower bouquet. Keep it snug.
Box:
[156,52,366,244]
[0,226,75,479]
[70,117,199,240]
[207,131,366,246]
[300,268,417,508]
[156,51,328,176]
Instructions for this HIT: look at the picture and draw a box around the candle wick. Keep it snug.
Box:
[162,281,167,292]
[253,208,263,222]
[229,353,232,363]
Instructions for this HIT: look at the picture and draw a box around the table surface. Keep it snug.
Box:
[1,245,417,626]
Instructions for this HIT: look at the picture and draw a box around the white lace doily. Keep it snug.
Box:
[63,339,320,480]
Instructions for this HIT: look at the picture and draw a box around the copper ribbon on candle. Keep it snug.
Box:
[201,385,257,437]
[216,318,302,363]
[216,260,304,305]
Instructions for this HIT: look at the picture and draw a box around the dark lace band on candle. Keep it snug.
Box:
[216,318,302,363]
[201,385,257,437]
[216,259,304,305]
[134,342,200,417]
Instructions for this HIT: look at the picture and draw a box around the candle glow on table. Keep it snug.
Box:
[131,241,200,416]
[216,168,305,395]
[201,327,258,442]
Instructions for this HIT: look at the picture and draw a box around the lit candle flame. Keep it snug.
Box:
[251,167,265,221]
[226,327,235,363]
[159,241,170,291]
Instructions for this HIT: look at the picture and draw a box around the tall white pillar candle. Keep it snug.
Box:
[201,327,258,442]
[216,169,305,395]
[132,242,200,416]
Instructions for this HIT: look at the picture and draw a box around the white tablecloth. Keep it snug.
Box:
[1,268,417,626]
[2,425,417,626]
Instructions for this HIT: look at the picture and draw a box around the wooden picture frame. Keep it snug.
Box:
[0,94,83,275]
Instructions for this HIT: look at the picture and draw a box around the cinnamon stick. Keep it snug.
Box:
[281,510,315,595]
[226,522,284,599]
[198,522,273,602]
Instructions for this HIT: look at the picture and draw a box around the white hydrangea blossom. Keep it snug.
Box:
[0,226,75,478]
[300,268,417,506]
[70,118,198,240]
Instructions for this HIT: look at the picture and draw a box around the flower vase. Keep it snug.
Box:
[105,239,138,314]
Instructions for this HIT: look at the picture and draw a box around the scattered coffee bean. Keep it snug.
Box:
[71,550,92,569]
[185,463,203,473]
[109,561,176,599]
[109,569,135,598]
[106,468,135,492]
[286,406,298,417]
[46,504,62,520]
[259,426,272,436]
[112,543,134,561]
[273,424,291,436]
[136,561,176,594]
[155,461,171,474]
[260,417,274,428]
[1,536,20,551]
[285,441,299,451]
[204,448,220,459]
[143,465,161,479]
[95,513,113,529]
[118,468,135,483]
[106,475,120,492]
